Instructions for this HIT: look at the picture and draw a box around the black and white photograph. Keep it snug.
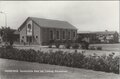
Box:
[0,1,119,79]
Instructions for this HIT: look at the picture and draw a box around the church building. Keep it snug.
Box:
[18,17,77,45]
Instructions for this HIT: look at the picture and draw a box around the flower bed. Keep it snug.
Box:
[0,47,119,74]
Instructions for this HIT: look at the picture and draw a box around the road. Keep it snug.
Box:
[0,58,119,79]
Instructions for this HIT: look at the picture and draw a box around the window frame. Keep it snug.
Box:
[68,31,71,40]
[62,30,66,40]
[49,30,54,40]
[56,30,60,40]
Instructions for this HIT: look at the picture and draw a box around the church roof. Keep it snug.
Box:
[19,17,77,30]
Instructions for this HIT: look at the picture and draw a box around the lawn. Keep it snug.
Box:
[13,43,120,56]
[90,43,120,51]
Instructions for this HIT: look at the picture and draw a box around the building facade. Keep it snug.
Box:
[77,31,119,44]
[18,17,77,45]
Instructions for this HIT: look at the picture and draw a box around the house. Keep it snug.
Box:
[94,31,119,43]
[77,30,119,44]
[77,31,97,43]
[18,17,77,45]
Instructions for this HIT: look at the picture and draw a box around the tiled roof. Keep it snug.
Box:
[19,17,77,30]
[30,17,77,29]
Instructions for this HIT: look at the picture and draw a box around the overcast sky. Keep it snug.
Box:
[0,1,119,32]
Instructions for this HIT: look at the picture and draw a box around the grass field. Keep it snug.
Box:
[90,43,120,51]
[12,43,120,56]
[0,43,119,56]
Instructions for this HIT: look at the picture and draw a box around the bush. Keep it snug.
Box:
[48,40,54,48]
[5,45,13,49]
[89,46,102,50]
[55,44,60,48]
[65,43,71,49]
[89,46,96,50]
[0,47,119,74]
[65,40,71,49]
[81,41,89,49]
[97,46,102,50]
[72,43,79,49]
[48,44,52,48]
[55,40,61,48]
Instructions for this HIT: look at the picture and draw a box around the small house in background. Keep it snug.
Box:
[18,17,77,45]
[77,30,119,44]
[77,31,97,43]
[95,31,119,43]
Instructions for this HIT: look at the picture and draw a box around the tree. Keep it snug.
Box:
[0,26,16,46]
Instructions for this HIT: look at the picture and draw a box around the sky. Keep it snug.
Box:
[0,1,119,32]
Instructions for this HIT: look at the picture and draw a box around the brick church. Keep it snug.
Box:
[18,17,77,45]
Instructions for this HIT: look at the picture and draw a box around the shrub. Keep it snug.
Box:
[89,46,96,50]
[5,45,13,49]
[89,46,102,50]
[55,44,60,48]
[97,46,102,50]
[65,43,71,49]
[72,43,79,49]
[81,41,89,49]
[48,40,54,48]
[65,40,71,49]
[0,47,119,74]
[55,40,61,48]
[48,44,52,48]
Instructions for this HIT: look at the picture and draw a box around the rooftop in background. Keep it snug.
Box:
[78,30,118,35]
[19,17,77,30]
[77,31,92,34]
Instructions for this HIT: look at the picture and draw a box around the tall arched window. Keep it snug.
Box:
[56,30,60,39]
[50,30,54,40]
[63,31,65,39]
[73,31,76,38]
[27,24,32,36]
[28,24,31,29]
[68,31,71,39]
[28,24,32,32]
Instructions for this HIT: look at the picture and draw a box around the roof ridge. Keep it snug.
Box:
[19,17,77,30]
[29,17,77,30]
[29,16,67,23]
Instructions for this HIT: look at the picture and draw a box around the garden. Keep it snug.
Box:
[0,47,119,74]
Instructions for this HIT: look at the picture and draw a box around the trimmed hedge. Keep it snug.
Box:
[0,47,119,74]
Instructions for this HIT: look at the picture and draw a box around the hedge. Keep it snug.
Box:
[0,47,119,74]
